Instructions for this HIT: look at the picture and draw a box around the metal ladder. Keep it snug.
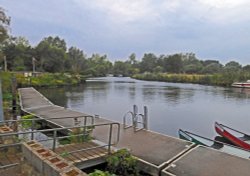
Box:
[123,105,148,132]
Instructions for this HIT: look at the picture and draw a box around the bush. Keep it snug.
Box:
[106,149,138,176]
[89,170,116,176]
[21,114,34,129]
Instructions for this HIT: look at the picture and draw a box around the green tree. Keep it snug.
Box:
[128,53,137,65]
[202,60,220,67]
[224,61,241,72]
[67,46,87,74]
[201,63,222,74]
[163,54,183,73]
[243,65,250,72]
[86,54,112,76]
[140,53,158,73]
[35,36,67,72]
[2,36,33,71]
[0,7,10,43]
[113,61,129,76]
[182,54,203,73]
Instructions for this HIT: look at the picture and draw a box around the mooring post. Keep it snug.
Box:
[143,106,148,130]
[133,105,138,129]
[12,76,17,131]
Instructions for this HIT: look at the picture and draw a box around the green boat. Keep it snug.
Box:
[179,129,250,159]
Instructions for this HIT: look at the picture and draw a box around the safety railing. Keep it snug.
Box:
[0,122,120,170]
[123,111,135,129]
[0,115,94,140]
[123,105,148,132]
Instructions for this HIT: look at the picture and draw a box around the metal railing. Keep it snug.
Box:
[123,105,148,132]
[123,111,135,129]
[0,122,120,170]
[0,115,95,140]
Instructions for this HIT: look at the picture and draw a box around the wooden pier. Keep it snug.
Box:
[18,87,250,176]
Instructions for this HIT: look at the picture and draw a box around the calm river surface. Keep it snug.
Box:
[38,77,250,138]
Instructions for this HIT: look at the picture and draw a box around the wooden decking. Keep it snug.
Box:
[55,142,108,166]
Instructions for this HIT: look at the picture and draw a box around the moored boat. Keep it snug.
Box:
[232,80,250,88]
[215,122,250,150]
[179,129,250,159]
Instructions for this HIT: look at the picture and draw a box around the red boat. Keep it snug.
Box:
[232,80,250,88]
[215,122,250,150]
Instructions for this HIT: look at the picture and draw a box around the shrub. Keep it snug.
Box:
[21,114,34,129]
[89,170,116,176]
[106,149,138,176]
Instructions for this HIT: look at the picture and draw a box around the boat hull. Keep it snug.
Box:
[215,122,250,150]
[179,129,250,159]
[232,82,250,88]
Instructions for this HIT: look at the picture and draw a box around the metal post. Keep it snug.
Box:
[83,116,87,141]
[108,124,113,154]
[12,77,17,131]
[144,106,148,130]
[31,119,35,140]
[0,80,3,121]
[52,130,57,151]
[133,105,138,129]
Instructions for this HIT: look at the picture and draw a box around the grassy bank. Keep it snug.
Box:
[16,73,86,87]
[132,72,250,87]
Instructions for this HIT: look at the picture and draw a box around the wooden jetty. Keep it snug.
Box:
[18,87,250,176]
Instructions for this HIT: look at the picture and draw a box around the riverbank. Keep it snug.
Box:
[0,72,86,119]
[132,72,249,87]
[1,72,86,90]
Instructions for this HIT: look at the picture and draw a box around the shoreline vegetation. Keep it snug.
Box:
[0,72,85,117]
[132,72,250,87]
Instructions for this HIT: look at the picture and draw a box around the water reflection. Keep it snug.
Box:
[38,87,68,107]
[142,86,157,103]
[128,86,136,100]
[39,77,250,138]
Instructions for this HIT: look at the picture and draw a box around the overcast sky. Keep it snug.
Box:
[1,0,250,64]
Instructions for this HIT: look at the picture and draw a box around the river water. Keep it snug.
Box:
[38,77,250,138]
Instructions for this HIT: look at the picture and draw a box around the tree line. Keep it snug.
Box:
[1,7,250,80]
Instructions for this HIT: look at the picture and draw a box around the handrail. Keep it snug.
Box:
[0,115,95,140]
[123,111,135,129]
[134,114,145,132]
[0,163,20,170]
[123,105,148,132]
[0,122,120,170]
[0,115,94,125]
[0,122,120,151]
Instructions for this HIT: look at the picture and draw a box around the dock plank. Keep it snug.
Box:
[162,146,250,176]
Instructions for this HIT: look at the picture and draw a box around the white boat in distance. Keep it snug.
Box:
[232,80,250,88]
